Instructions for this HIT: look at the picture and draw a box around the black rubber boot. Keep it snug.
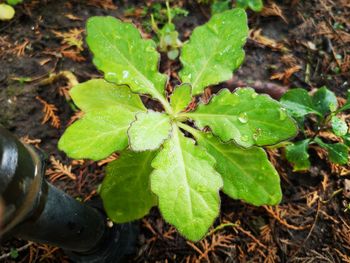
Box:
[0,126,138,262]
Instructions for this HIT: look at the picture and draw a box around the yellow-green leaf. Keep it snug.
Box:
[170,83,192,113]
[179,9,248,95]
[151,125,223,241]
[101,150,157,223]
[0,4,15,21]
[128,111,172,151]
[312,86,338,115]
[86,17,170,108]
[192,129,282,205]
[183,88,297,148]
[59,80,145,160]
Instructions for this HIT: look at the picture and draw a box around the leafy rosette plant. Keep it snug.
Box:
[59,9,297,241]
[281,87,350,171]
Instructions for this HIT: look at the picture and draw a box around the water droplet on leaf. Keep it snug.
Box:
[329,103,337,112]
[253,128,262,141]
[122,70,129,79]
[106,72,118,82]
[241,135,249,142]
[279,108,287,120]
[238,112,248,124]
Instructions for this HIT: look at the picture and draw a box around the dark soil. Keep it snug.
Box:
[0,0,349,262]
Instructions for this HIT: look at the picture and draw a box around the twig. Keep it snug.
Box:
[287,201,321,262]
[236,224,267,249]
[206,222,238,237]
[263,206,311,230]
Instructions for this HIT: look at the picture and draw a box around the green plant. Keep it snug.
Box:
[59,9,297,241]
[0,3,14,20]
[151,1,187,60]
[6,0,22,5]
[211,0,231,15]
[236,0,263,12]
[209,0,263,15]
[281,87,350,171]
[0,0,23,21]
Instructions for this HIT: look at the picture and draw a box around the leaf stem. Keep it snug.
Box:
[166,1,172,24]
[157,94,173,114]
[206,222,238,237]
[177,122,199,137]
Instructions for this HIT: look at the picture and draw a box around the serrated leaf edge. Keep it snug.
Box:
[181,88,298,148]
[127,110,173,152]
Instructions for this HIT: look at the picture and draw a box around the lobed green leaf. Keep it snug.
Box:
[86,17,168,105]
[101,150,157,223]
[59,80,145,160]
[128,111,172,151]
[184,88,297,148]
[151,125,223,241]
[280,88,321,118]
[191,129,282,205]
[70,79,145,113]
[285,139,311,171]
[281,87,338,119]
[179,9,248,95]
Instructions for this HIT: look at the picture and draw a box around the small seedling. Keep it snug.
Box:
[209,0,263,15]
[151,1,187,60]
[281,87,350,171]
[10,248,19,259]
[236,0,263,12]
[211,0,231,15]
[59,9,297,241]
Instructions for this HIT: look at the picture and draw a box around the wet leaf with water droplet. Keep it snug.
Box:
[193,130,282,205]
[238,112,248,123]
[279,108,287,120]
[280,88,321,118]
[179,9,248,95]
[312,86,338,116]
[185,88,297,148]
[86,16,167,102]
